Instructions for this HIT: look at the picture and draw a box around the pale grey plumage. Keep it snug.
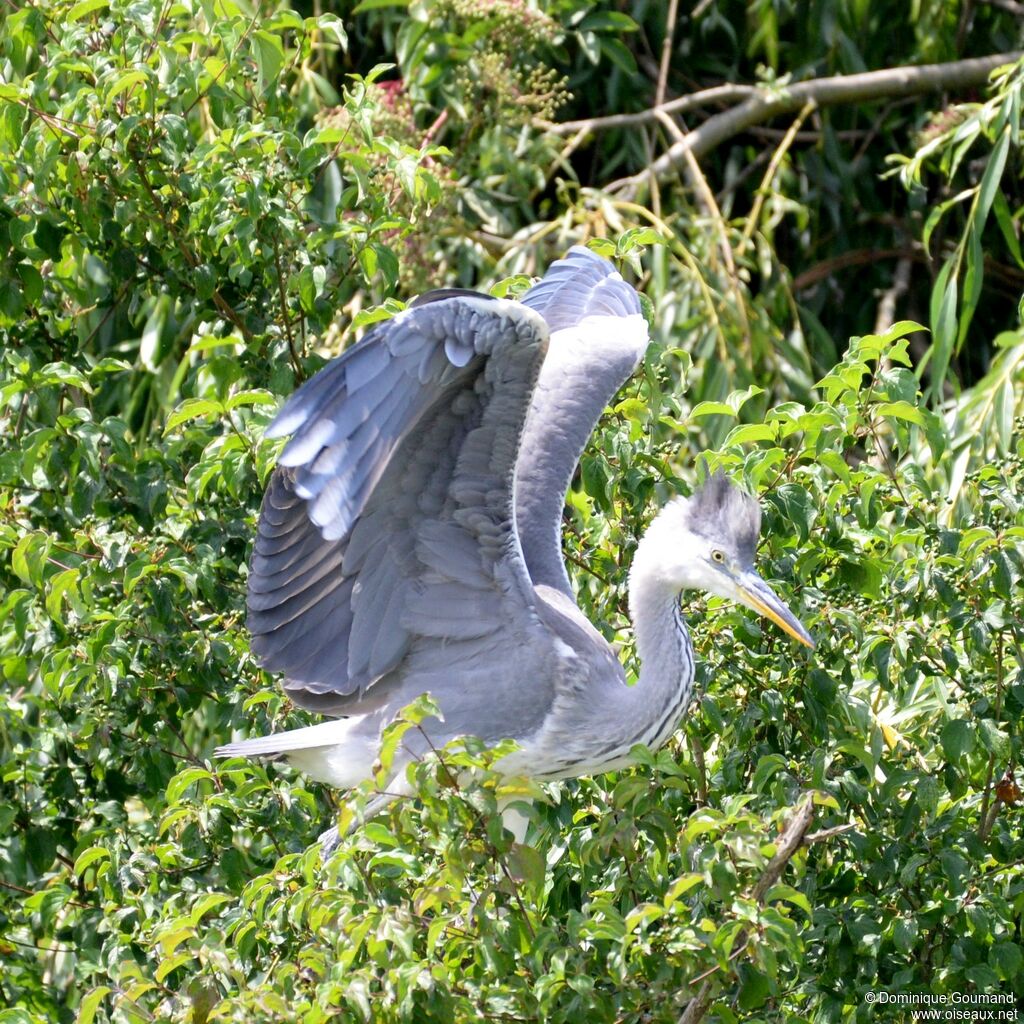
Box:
[216,247,813,822]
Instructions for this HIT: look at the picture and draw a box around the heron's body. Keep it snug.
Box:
[216,248,812,817]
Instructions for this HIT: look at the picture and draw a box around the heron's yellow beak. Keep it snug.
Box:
[734,570,814,648]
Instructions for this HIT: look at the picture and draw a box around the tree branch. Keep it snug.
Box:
[608,51,1023,197]
[978,0,1024,16]
[540,84,758,136]
[677,795,817,1024]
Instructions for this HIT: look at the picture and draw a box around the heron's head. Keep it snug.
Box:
[638,471,814,648]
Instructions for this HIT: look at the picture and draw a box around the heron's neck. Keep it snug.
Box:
[625,536,696,749]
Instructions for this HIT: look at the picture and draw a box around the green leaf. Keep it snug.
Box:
[990,942,1023,980]
[975,126,1010,234]
[166,767,214,803]
[190,892,232,925]
[992,187,1024,268]
[77,987,112,1024]
[66,0,108,20]
[928,260,958,399]
[353,0,408,11]
[11,532,50,587]
[16,263,42,306]
[940,719,974,762]
[765,883,812,915]
[578,11,637,31]
[977,718,1008,757]
[252,30,285,90]
[74,846,110,876]
[155,951,193,983]
[690,400,735,418]
[736,963,771,1010]
[225,389,276,411]
[724,422,778,445]
[663,873,703,908]
[506,843,545,888]
[599,36,638,75]
[45,567,81,623]
[105,68,148,103]
[874,400,924,425]
[313,11,348,47]
[165,398,225,431]
[893,917,918,954]
[139,295,171,371]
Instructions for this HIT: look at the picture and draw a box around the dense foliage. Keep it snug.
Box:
[1,1,1022,1022]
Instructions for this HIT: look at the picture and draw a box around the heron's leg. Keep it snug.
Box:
[318,785,406,861]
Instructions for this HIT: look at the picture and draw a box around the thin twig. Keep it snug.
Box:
[736,101,817,259]
[413,725,537,941]
[978,632,1006,841]
[655,0,681,108]
[0,877,90,910]
[804,822,856,844]
[652,109,748,357]
[272,235,303,381]
[688,732,708,806]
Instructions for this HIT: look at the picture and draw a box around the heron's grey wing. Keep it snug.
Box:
[246,294,553,715]
[516,247,650,595]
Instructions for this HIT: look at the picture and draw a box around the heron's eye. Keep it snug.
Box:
[711,549,725,563]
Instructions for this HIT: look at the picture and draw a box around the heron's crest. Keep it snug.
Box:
[686,470,761,563]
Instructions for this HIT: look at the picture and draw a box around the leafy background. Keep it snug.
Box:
[1,1,1022,1022]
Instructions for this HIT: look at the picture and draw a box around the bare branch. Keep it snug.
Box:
[804,822,857,844]
[609,51,1023,197]
[751,795,816,902]
[678,795,817,1024]
[540,84,758,136]
[792,247,918,292]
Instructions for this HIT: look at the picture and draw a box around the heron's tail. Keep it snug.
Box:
[214,716,380,789]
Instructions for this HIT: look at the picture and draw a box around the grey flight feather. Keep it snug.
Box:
[247,292,557,717]
[515,247,649,594]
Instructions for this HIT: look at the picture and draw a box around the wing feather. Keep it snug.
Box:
[516,247,650,594]
[247,293,551,714]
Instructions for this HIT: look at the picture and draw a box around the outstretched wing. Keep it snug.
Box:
[516,247,650,595]
[246,294,550,715]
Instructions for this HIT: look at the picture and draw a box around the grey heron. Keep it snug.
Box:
[216,247,813,833]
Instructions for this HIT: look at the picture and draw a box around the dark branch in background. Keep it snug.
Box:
[979,0,1024,14]
[566,52,1024,198]
[791,244,1024,296]
[874,256,914,335]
